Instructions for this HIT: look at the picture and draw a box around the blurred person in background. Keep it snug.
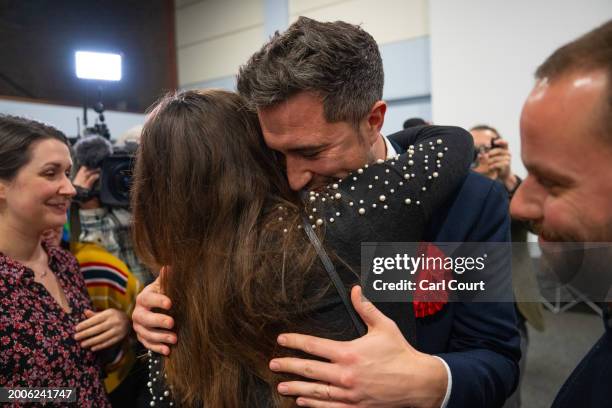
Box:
[403,117,431,129]
[116,124,143,146]
[70,131,150,406]
[470,125,521,195]
[469,125,545,408]
[72,134,152,286]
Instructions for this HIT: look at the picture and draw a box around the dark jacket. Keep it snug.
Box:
[388,127,521,408]
[552,309,612,408]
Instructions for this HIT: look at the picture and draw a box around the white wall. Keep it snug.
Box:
[289,0,429,45]
[430,0,612,176]
[289,0,432,135]
[0,98,145,140]
[175,0,265,87]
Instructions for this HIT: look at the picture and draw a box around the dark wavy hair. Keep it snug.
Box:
[0,115,68,181]
[237,16,384,127]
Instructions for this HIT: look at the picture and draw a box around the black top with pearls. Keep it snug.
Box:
[146,125,474,406]
[303,125,474,268]
[146,350,173,407]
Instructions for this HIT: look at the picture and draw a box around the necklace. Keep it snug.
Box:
[32,264,50,279]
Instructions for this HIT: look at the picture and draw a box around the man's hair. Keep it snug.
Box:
[237,16,384,126]
[536,20,612,137]
[469,124,501,139]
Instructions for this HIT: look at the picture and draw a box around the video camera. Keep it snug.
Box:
[98,143,136,207]
[73,102,136,208]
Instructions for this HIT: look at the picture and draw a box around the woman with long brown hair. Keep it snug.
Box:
[131,89,471,407]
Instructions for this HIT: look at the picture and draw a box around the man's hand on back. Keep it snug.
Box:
[132,271,177,355]
[269,286,448,408]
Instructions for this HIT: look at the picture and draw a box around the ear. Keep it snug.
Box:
[362,100,387,145]
[0,180,7,200]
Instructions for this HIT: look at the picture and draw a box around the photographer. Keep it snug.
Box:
[71,134,150,406]
[72,135,152,286]
[470,125,545,408]
[470,125,522,196]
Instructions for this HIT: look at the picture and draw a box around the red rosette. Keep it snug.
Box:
[412,242,453,318]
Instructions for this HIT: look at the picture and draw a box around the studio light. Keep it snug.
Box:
[75,51,122,81]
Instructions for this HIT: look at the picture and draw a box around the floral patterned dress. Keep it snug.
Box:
[0,242,110,407]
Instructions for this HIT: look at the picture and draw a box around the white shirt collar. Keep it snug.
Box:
[383,135,397,159]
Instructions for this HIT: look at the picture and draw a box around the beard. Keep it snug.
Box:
[527,218,612,243]
[527,215,612,297]
[528,221,581,242]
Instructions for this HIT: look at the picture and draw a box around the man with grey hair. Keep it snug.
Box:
[132,17,520,407]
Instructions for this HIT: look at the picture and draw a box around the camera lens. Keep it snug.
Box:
[100,155,134,207]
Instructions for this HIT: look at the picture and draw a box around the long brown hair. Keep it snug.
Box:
[132,89,328,407]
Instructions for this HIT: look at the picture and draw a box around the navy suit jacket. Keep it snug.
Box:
[551,313,612,408]
[389,128,521,408]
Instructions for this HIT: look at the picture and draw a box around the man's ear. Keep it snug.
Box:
[368,100,387,131]
[362,100,387,145]
[0,180,7,200]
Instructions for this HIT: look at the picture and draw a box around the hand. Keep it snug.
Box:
[132,272,177,355]
[269,286,448,408]
[75,308,130,352]
[73,166,101,209]
[475,151,499,179]
[487,139,513,183]
[73,166,101,190]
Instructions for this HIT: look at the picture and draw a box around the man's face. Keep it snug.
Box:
[510,70,612,242]
[470,129,500,177]
[257,92,379,191]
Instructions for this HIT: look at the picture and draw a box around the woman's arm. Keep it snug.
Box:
[310,125,474,260]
